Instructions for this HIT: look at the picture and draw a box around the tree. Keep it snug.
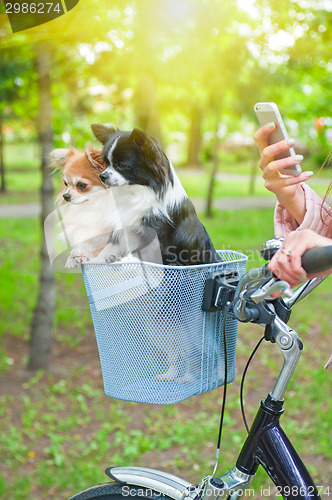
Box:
[0,49,30,192]
[2,0,331,370]
[28,42,55,370]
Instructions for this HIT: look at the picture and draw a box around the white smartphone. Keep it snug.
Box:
[254,102,302,176]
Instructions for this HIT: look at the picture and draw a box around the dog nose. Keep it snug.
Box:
[63,193,71,201]
[99,171,109,182]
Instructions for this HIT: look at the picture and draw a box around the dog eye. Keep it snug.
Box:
[117,162,127,169]
[64,181,68,187]
[77,182,88,191]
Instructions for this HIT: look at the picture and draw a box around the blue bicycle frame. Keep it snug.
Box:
[235,396,320,499]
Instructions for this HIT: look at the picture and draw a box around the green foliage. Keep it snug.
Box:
[1,0,331,168]
[0,212,331,497]
[1,1,332,496]
[0,48,33,117]
[1,141,329,209]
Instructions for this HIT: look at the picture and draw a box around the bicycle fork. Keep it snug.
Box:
[201,315,321,500]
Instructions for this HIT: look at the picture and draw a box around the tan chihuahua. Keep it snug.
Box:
[51,147,114,269]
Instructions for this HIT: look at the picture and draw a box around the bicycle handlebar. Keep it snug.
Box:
[202,244,332,320]
[301,245,332,274]
[232,245,332,323]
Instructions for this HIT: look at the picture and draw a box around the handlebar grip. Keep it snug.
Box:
[301,246,332,274]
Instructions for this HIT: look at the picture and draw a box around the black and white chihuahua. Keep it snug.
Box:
[91,124,221,266]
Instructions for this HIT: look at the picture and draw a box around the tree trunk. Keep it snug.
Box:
[206,153,219,218]
[29,42,55,370]
[249,151,257,195]
[206,126,220,218]
[134,75,162,144]
[186,105,202,167]
[0,117,6,193]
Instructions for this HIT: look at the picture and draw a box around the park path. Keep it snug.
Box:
[0,203,42,218]
[0,172,328,218]
[0,197,276,219]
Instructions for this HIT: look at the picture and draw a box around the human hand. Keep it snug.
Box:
[254,123,313,207]
[268,229,332,288]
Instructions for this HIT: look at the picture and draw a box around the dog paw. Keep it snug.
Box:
[65,257,78,269]
[155,366,178,382]
[65,249,89,269]
[105,255,119,263]
[119,253,141,263]
[176,373,194,384]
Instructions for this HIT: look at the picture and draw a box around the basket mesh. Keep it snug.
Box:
[82,250,247,404]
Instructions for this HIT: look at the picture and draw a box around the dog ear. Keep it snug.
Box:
[130,128,146,148]
[91,124,116,145]
[85,147,106,173]
[50,148,71,166]
[133,131,172,196]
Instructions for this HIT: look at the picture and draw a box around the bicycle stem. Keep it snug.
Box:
[269,315,303,401]
[233,270,322,400]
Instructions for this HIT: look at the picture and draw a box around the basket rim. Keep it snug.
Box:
[81,249,248,271]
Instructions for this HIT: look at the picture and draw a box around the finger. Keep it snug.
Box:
[268,243,306,285]
[268,258,303,286]
[262,156,312,184]
[254,122,276,153]
[262,154,302,176]
[288,252,307,278]
[268,255,297,280]
[262,138,296,163]
[281,171,313,185]
[278,236,309,280]
[264,170,312,188]
[268,229,332,287]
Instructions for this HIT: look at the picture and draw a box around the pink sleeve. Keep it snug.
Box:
[274,183,331,238]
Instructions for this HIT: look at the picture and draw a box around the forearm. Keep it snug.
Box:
[275,183,332,239]
[276,183,306,226]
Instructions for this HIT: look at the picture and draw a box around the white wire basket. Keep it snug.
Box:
[81,250,248,405]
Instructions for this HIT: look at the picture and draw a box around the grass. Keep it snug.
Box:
[0,168,328,206]
[0,210,331,499]
[0,141,331,497]
[2,143,40,171]
[180,170,329,200]
[0,142,330,205]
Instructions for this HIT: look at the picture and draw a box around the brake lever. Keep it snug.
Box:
[250,277,293,303]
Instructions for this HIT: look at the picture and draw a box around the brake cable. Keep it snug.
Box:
[240,335,265,434]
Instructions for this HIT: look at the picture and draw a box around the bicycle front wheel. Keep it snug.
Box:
[68,482,176,500]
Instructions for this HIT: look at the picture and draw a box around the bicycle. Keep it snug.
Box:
[68,240,332,500]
